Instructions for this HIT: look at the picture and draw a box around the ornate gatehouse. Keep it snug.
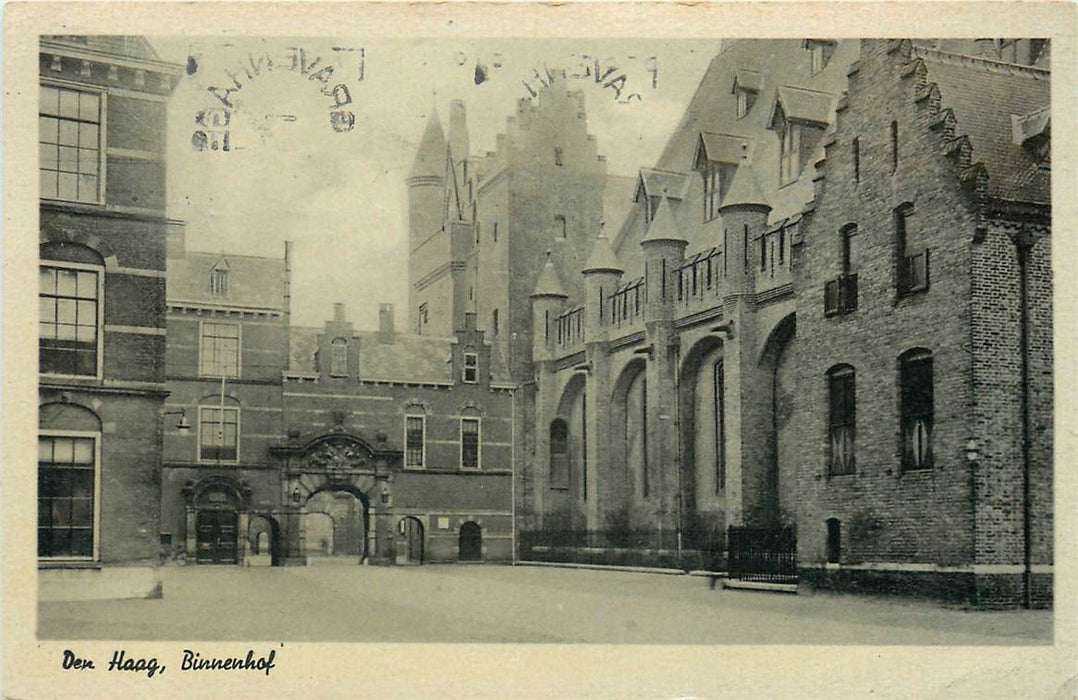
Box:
[272,431,400,566]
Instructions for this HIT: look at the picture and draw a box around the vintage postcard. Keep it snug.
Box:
[4,2,1077,697]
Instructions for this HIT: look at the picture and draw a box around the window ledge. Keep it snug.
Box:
[39,560,101,570]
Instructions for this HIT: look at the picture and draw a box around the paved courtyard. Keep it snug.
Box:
[38,564,1052,644]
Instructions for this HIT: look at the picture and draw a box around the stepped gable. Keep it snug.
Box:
[911,44,1050,205]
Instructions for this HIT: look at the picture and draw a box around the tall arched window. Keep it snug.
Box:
[330,338,348,377]
[549,419,568,490]
[713,360,726,491]
[900,349,934,470]
[827,364,855,475]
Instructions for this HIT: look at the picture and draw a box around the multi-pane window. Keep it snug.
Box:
[827,365,856,475]
[210,268,229,296]
[40,265,100,376]
[780,122,801,185]
[900,350,934,470]
[40,85,101,203]
[405,415,425,468]
[38,435,96,558]
[200,322,240,377]
[461,418,480,469]
[199,406,239,462]
[330,338,348,377]
[462,352,478,383]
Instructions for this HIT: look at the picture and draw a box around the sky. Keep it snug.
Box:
[152,38,718,328]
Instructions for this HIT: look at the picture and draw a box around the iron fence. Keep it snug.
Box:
[726,525,798,584]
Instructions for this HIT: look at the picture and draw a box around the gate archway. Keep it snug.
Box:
[398,516,425,564]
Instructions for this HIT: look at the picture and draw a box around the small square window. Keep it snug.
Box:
[463,352,478,383]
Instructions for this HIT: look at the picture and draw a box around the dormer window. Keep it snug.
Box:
[694,134,746,221]
[702,164,721,221]
[768,87,833,186]
[805,39,836,75]
[210,267,229,296]
[462,352,478,383]
[731,70,761,120]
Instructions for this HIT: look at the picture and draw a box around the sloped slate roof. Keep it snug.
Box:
[410,107,447,179]
[288,328,513,385]
[721,164,769,208]
[583,233,623,273]
[532,254,568,297]
[696,132,753,166]
[732,69,763,93]
[920,52,1050,204]
[770,85,835,127]
[635,168,691,202]
[167,252,287,311]
[641,197,687,245]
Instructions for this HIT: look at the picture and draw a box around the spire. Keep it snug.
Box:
[531,251,568,298]
[720,164,769,210]
[409,105,447,179]
[641,195,687,245]
[583,226,623,275]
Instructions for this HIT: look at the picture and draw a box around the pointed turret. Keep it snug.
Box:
[641,196,688,321]
[532,251,568,299]
[641,195,687,245]
[409,106,447,180]
[720,164,769,211]
[719,164,771,292]
[531,251,567,361]
[582,230,623,275]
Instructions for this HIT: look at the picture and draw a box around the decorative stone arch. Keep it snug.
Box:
[677,334,726,547]
[39,399,103,432]
[40,231,119,269]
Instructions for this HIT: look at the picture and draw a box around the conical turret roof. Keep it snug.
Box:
[409,106,447,179]
[531,251,568,298]
[583,231,623,275]
[641,196,687,245]
[720,164,770,209]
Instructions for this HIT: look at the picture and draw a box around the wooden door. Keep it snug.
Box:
[196,510,238,564]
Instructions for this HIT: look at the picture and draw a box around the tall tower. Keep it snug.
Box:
[407,106,448,336]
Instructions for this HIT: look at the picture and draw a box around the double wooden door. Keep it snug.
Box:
[196,509,238,565]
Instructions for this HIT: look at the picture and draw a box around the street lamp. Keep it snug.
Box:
[163,409,191,434]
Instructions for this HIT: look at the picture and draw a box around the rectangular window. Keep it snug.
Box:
[828,368,856,475]
[895,205,929,296]
[492,308,499,337]
[702,164,721,221]
[40,85,102,203]
[462,352,478,383]
[405,415,425,468]
[329,338,348,377]
[199,406,239,463]
[736,89,749,119]
[780,123,801,184]
[200,322,240,377]
[461,418,480,469]
[902,250,930,294]
[852,137,860,184]
[824,273,858,316]
[901,353,934,470]
[210,269,229,296]
[40,265,100,377]
[38,434,96,558]
[493,222,499,242]
[890,121,899,173]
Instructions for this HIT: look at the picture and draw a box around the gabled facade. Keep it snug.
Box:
[516,38,1051,608]
[37,36,182,599]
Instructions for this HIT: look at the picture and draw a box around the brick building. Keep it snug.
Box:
[421,39,1051,607]
[162,230,515,566]
[38,36,182,599]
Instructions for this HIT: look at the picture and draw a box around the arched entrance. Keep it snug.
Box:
[678,335,726,549]
[459,521,482,561]
[247,514,281,566]
[397,516,425,564]
[759,313,797,525]
[194,484,242,565]
[305,488,369,562]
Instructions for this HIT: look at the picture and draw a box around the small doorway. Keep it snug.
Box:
[459,521,482,562]
[398,517,425,564]
[196,509,238,565]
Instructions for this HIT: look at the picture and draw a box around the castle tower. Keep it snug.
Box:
[407,106,448,334]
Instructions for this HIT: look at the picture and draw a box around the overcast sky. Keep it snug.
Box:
[152,37,717,328]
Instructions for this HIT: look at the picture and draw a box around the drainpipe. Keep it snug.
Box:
[1014,230,1033,609]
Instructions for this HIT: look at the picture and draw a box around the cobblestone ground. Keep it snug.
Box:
[38,564,1052,644]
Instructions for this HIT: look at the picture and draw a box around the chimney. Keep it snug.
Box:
[333,303,346,322]
[379,303,395,344]
[974,38,1000,60]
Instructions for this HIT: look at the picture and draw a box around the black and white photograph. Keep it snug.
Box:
[4,3,1076,697]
